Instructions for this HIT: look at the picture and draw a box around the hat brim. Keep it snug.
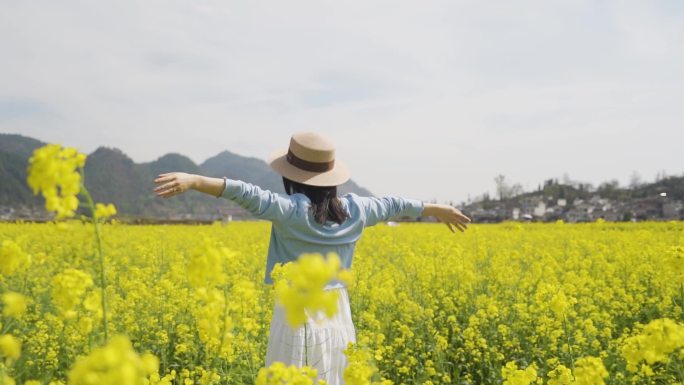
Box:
[267,148,350,187]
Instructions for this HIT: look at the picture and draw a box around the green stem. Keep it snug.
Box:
[0,319,14,335]
[79,166,109,344]
[563,314,575,371]
[60,322,68,372]
[220,284,229,358]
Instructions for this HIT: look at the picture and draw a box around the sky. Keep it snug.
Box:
[1,0,683,203]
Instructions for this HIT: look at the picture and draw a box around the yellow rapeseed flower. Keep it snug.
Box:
[271,252,353,329]
[620,318,684,373]
[549,290,575,320]
[343,343,378,385]
[0,333,21,363]
[2,291,29,318]
[51,268,94,319]
[82,290,103,319]
[547,363,573,385]
[193,287,234,360]
[255,361,324,385]
[664,246,684,279]
[67,334,159,385]
[186,238,232,289]
[94,203,117,220]
[501,361,538,385]
[572,356,608,385]
[573,356,608,385]
[27,143,86,220]
[0,239,32,276]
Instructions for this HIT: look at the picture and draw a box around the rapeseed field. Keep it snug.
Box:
[1,220,683,384]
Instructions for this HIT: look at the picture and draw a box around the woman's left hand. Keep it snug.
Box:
[153,172,197,198]
[423,203,471,233]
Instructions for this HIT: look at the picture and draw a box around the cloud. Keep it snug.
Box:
[0,0,682,202]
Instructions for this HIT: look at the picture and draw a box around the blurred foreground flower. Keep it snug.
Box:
[2,291,29,318]
[0,333,21,364]
[621,318,684,373]
[67,334,158,385]
[187,237,233,289]
[271,252,353,329]
[0,240,31,276]
[255,361,325,385]
[27,143,86,220]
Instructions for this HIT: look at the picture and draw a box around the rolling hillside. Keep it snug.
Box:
[0,133,373,219]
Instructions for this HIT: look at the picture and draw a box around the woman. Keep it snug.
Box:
[153,132,471,384]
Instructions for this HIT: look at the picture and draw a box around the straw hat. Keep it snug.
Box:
[268,132,350,187]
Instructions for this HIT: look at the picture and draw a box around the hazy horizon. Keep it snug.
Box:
[2,1,682,202]
[3,130,679,204]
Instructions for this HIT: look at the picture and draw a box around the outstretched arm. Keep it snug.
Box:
[423,203,471,233]
[357,196,471,233]
[154,172,295,221]
[154,173,224,198]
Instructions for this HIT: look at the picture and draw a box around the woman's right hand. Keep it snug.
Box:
[153,172,197,198]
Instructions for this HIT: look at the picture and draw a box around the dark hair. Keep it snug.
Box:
[283,177,349,225]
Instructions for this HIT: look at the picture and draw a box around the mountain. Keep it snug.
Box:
[0,134,45,206]
[0,133,374,220]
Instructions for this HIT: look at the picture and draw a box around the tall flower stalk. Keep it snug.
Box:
[27,143,117,344]
[78,165,111,343]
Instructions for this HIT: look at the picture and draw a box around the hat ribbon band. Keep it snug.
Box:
[286,149,334,172]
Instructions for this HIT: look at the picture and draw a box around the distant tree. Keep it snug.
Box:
[510,183,524,197]
[597,179,620,199]
[629,171,642,189]
[655,169,667,182]
[562,173,573,186]
[494,174,508,200]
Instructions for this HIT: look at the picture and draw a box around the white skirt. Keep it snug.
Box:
[265,286,357,384]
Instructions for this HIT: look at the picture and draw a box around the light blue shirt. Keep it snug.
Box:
[219,179,425,289]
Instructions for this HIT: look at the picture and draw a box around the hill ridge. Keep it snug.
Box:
[0,133,374,220]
